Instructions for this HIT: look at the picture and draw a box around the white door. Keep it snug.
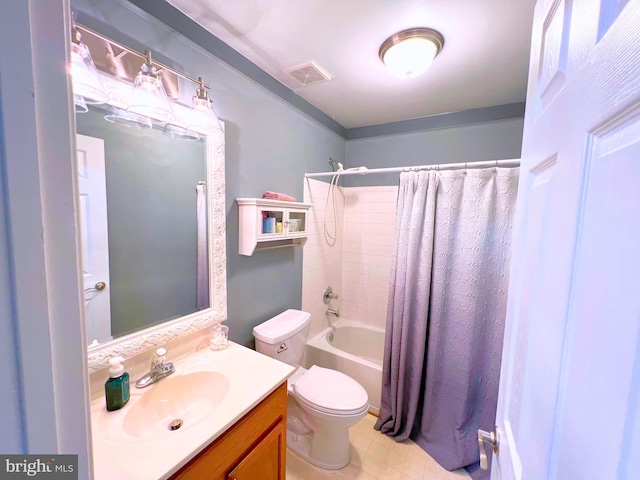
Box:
[489,1,640,479]
[76,134,112,345]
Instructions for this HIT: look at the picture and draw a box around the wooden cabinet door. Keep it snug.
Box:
[170,383,287,480]
[227,420,285,480]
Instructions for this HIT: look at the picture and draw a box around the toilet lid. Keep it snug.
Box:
[293,365,369,415]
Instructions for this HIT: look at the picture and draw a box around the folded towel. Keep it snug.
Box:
[263,191,296,202]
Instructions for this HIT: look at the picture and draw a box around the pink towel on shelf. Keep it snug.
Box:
[263,191,296,202]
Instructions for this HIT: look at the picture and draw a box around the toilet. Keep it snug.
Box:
[253,309,369,470]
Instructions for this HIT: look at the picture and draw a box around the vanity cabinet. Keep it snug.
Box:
[237,198,312,255]
[227,421,285,479]
[170,382,287,480]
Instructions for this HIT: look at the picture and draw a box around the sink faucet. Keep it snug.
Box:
[135,347,175,388]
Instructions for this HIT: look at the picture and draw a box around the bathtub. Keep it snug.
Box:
[305,320,384,415]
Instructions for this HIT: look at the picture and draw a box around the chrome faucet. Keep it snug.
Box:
[135,347,175,388]
[326,308,340,318]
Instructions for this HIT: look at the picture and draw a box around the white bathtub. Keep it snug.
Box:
[305,320,384,415]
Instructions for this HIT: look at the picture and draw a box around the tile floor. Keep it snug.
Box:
[286,414,471,480]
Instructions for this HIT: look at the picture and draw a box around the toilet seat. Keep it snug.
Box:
[293,365,369,416]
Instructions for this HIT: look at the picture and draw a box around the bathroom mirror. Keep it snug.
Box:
[82,78,226,373]
[78,108,209,344]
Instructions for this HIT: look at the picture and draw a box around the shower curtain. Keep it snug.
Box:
[375,167,519,479]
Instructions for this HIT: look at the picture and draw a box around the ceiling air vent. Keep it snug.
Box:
[287,61,331,86]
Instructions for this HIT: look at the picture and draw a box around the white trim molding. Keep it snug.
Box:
[1,0,93,473]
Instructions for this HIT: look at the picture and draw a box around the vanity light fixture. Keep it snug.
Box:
[74,94,88,113]
[128,51,176,123]
[162,123,201,141]
[103,86,152,129]
[379,28,444,79]
[69,14,109,104]
[72,22,223,134]
[104,105,152,129]
[187,77,222,133]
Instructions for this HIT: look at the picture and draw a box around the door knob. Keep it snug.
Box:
[84,282,106,294]
[478,427,499,470]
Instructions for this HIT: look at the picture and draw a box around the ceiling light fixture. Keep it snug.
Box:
[188,77,222,133]
[379,28,444,80]
[69,14,109,104]
[127,51,176,123]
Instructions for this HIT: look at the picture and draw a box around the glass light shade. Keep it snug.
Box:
[127,73,175,123]
[74,94,88,113]
[382,37,439,79]
[104,105,152,129]
[163,123,201,141]
[70,43,109,104]
[188,97,222,133]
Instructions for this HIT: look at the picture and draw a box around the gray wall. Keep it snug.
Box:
[344,118,524,186]
[224,97,345,346]
[71,0,346,346]
[76,109,206,338]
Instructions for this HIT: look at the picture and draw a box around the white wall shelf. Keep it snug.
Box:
[236,198,312,256]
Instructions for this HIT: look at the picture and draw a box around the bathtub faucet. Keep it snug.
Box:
[326,308,340,318]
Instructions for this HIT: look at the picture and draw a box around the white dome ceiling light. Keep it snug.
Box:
[379,28,444,80]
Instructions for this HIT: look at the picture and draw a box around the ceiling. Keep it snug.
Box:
[166,0,536,129]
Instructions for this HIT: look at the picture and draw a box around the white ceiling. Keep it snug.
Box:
[167,0,536,129]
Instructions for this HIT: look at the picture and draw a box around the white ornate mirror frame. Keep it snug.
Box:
[87,123,226,373]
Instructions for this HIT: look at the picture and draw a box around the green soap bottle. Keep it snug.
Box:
[105,356,130,411]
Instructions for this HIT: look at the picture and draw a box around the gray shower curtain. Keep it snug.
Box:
[375,168,519,479]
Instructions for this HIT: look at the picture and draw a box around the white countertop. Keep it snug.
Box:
[91,342,294,480]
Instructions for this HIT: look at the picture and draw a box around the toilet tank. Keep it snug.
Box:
[253,309,311,367]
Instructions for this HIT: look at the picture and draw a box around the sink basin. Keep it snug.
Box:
[122,371,229,440]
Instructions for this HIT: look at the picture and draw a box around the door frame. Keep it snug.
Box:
[0,0,92,473]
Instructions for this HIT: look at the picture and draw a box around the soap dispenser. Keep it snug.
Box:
[105,356,130,411]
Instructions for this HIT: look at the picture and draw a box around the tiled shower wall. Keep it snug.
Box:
[341,186,397,330]
[302,179,345,338]
[303,179,398,337]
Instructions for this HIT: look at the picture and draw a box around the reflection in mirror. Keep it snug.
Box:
[76,107,208,345]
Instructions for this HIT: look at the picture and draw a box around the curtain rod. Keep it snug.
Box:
[305,159,520,178]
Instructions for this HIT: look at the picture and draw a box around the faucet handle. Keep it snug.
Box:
[323,286,339,304]
[151,347,167,368]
